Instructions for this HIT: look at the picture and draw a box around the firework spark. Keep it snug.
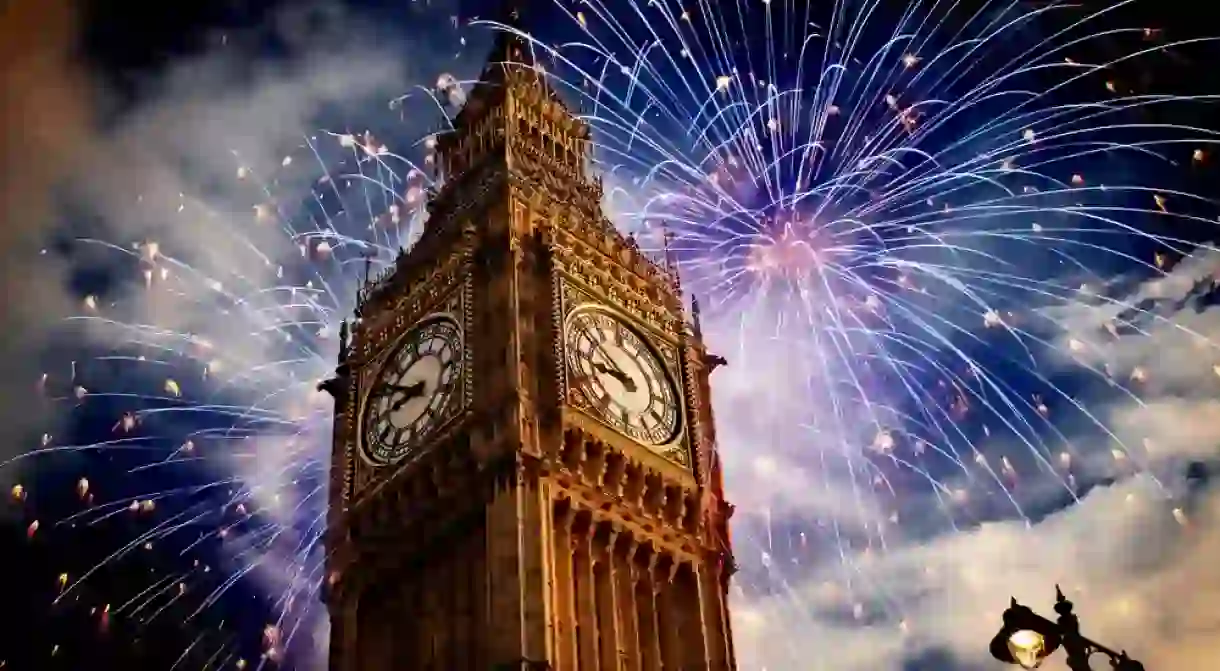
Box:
[515,0,1220,666]
[2,13,475,664]
[7,0,1220,668]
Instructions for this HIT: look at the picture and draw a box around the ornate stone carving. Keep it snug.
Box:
[327,24,736,669]
[341,252,474,503]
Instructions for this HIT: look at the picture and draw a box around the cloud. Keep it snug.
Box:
[10,2,1219,669]
[720,247,1220,670]
[1045,248,1220,469]
[1047,252,1220,384]
[57,3,480,407]
[1,0,485,660]
[67,0,484,653]
[0,0,92,475]
[736,475,1220,670]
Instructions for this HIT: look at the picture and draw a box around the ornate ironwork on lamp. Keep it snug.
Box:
[989,587,1146,671]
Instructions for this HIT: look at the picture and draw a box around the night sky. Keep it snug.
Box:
[3,0,1220,669]
[1,3,499,668]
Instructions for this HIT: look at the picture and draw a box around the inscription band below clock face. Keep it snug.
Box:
[361,317,463,465]
[565,309,680,447]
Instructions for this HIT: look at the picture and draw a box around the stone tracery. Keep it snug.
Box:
[322,12,736,670]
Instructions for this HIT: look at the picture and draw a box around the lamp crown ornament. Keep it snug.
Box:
[990,589,1146,671]
[1053,585,1076,619]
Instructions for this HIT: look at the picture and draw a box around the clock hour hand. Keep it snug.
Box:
[592,361,637,393]
[387,380,427,411]
[381,382,424,395]
[573,319,639,393]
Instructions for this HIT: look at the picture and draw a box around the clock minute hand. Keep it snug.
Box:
[382,382,423,395]
[576,321,625,375]
[389,380,427,411]
[575,320,639,393]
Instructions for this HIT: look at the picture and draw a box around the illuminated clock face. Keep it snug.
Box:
[565,309,680,446]
[361,318,463,465]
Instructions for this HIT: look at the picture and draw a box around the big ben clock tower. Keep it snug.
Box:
[319,6,737,670]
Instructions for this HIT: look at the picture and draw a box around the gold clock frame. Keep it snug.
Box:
[561,301,689,465]
[355,311,466,468]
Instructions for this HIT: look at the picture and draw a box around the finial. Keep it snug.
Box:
[691,294,703,338]
[502,0,525,26]
[337,319,349,364]
[659,221,682,289]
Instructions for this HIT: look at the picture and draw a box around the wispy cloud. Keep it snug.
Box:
[1,0,482,660]
[7,1,1220,669]
[718,249,1220,669]
[0,0,92,475]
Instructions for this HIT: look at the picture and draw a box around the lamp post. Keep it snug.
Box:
[989,586,1145,671]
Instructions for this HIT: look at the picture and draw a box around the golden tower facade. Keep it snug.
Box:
[320,13,737,670]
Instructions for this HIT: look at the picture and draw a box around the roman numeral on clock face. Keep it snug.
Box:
[363,316,465,466]
[565,309,680,448]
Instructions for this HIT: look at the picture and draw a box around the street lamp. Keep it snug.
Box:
[989,586,1146,671]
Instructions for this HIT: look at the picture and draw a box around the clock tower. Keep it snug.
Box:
[320,7,737,670]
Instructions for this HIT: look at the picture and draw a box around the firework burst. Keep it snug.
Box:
[6,0,1220,668]
[510,0,1220,662]
[7,123,446,666]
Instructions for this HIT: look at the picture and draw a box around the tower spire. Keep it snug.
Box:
[690,294,704,339]
[490,0,534,69]
[479,0,569,107]
[502,0,524,27]
[660,222,683,293]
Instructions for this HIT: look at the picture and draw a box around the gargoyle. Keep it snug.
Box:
[317,366,350,404]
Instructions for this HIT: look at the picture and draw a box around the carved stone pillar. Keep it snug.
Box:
[422,562,440,667]
[574,515,599,670]
[553,503,579,671]
[454,538,474,671]
[699,560,730,669]
[486,465,554,666]
[617,538,642,671]
[330,596,358,671]
[440,550,459,668]
[677,563,709,669]
[595,526,622,671]
[472,529,489,669]
[636,550,662,671]
[657,559,683,670]
[721,563,739,667]
[359,579,395,670]
[388,579,407,669]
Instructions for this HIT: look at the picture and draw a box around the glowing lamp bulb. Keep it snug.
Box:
[1007,630,1048,668]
